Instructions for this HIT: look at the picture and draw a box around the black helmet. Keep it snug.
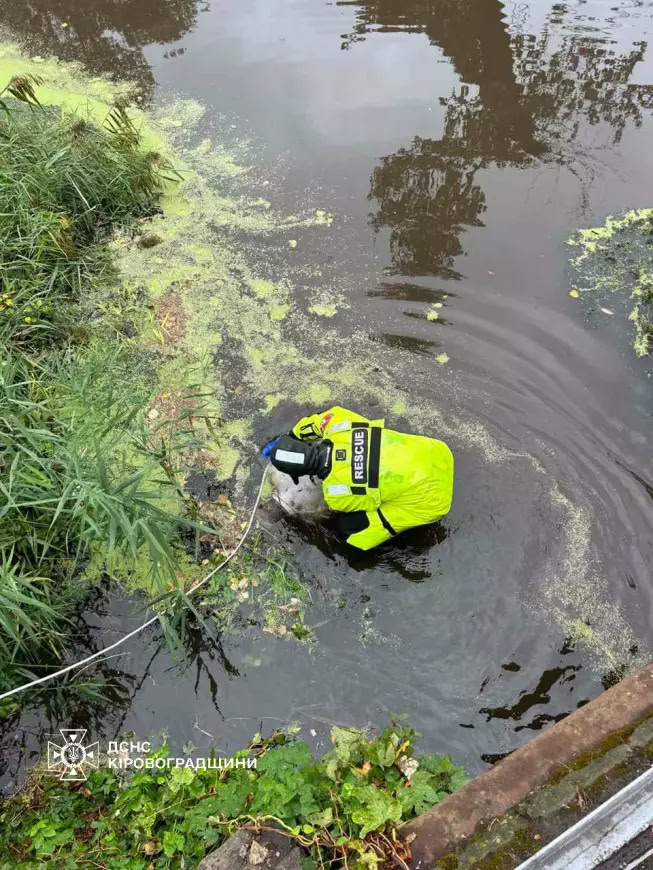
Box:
[269,434,332,484]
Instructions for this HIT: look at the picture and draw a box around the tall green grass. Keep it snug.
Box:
[0,77,194,700]
[0,75,174,348]
[0,344,217,697]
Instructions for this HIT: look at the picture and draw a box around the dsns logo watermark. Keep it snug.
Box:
[45,728,257,777]
[47,729,99,781]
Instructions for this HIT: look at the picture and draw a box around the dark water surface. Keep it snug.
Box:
[2,0,653,786]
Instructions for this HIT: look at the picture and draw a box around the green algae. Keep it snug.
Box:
[262,393,285,412]
[568,208,653,358]
[309,302,338,317]
[569,620,594,641]
[0,45,137,122]
[7,41,644,675]
[252,279,279,298]
[269,304,290,321]
[304,383,333,405]
[191,138,248,178]
[307,286,349,318]
[528,485,648,674]
[84,542,203,596]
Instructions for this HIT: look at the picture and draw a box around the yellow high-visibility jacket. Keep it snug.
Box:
[292,406,454,550]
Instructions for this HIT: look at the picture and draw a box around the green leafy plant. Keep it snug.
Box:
[0,719,467,869]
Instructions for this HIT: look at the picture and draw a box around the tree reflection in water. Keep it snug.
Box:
[0,0,204,100]
[339,0,653,277]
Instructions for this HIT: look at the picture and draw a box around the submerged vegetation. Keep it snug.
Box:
[0,718,466,870]
[568,208,653,360]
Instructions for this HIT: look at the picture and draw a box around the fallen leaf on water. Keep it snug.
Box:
[599,307,614,315]
[436,353,449,365]
[288,240,298,248]
[569,289,580,298]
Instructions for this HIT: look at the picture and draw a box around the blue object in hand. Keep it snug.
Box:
[260,436,281,459]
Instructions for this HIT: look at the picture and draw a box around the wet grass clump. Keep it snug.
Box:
[0,74,172,349]
[0,76,196,702]
[0,349,201,698]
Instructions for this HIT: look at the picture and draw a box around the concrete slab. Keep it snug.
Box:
[405,664,653,868]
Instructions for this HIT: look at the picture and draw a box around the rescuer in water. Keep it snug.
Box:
[262,406,454,550]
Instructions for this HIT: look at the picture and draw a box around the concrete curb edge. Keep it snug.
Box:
[404,663,653,867]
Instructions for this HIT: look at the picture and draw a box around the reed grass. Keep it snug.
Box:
[0,77,193,699]
[0,75,174,348]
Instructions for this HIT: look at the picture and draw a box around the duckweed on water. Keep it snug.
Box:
[309,302,338,317]
[119,86,647,673]
[568,208,653,359]
[1,40,645,689]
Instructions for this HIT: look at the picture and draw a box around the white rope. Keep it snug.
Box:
[0,465,269,702]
